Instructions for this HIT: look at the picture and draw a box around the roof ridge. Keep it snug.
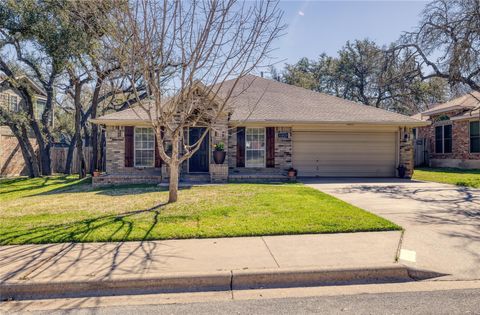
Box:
[241,74,414,119]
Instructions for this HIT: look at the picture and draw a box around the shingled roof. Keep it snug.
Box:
[92,75,427,126]
[414,92,480,120]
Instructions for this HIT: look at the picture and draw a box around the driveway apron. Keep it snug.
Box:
[303,178,480,280]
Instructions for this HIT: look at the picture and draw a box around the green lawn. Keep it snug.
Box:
[413,167,480,188]
[0,176,400,245]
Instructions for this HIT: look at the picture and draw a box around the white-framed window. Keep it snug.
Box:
[0,93,8,108]
[0,93,19,112]
[9,95,18,112]
[435,124,452,154]
[134,127,155,167]
[35,99,47,120]
[245,127,265,167]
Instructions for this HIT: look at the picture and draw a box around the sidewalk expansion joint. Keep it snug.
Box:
[261,237,280,268]
[229,270,234,299]
[395,230,405,262]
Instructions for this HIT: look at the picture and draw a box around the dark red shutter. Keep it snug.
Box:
[266,127,275,168]
[236,127,245,167]
[154,127,164,168]
[124,126,134,167]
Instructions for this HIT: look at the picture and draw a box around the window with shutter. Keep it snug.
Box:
[236,127,245,167]
[470,121,480,153]
[124,126,134,167]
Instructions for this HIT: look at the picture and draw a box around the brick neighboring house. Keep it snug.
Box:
[91,75,427,186]
[412,92,480,169]
[0,77,48,176]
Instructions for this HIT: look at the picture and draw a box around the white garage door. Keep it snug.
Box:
[293,131,397,177]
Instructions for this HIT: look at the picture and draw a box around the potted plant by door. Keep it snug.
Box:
[287,167,297,178]
[213,142,226,164]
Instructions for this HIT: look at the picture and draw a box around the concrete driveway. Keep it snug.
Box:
[302,178,480,280]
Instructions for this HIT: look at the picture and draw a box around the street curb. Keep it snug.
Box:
[1,264,426,301]
[232,265,411,290]
[0,271,232,301]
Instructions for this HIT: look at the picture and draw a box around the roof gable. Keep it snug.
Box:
[0,75,47,97]
[419,92,480,117]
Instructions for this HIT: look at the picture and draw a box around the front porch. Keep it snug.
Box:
[93,124,293,187]
[92,164,290,188]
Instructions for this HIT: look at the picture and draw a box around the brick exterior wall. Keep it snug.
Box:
[103,123,414,181]
[0,127,34,176]
[416,110,480,167]
[228,126,292,175]
[105,125,161,176]
[209,164,228,183]
[92,174,162,188]
[399,127,414,178]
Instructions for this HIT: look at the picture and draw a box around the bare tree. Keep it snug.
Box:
[109,0,284,202]
[398,0,480,93]
[277,40,448,115]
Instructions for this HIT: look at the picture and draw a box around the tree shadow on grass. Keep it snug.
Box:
[0,201,200,285]
[31,182,195,197]
[1,176,91,199]
[0,203,172,246]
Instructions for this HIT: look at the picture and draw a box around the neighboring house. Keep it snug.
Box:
[0,76,48,176]
[412,92,480,169]
[91,75,427,186]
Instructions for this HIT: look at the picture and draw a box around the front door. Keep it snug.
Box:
[188,127,209,173]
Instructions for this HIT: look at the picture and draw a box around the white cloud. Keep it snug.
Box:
[298,10,305,16]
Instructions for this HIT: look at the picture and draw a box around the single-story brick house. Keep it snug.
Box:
[91,75,427,186]
[412,92,480,168]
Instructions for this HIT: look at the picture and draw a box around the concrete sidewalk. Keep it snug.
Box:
[0,232,405,299]
[1,232,401,282]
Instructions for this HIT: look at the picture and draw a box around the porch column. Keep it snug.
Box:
[399,127,414,178]
[210,115,229,183]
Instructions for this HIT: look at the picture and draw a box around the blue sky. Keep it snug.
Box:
[271,0,427,65]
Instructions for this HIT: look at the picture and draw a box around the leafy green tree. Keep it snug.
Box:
[276,39,448,114]
[0,0,116,177]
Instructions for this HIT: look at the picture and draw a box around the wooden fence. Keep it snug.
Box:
[51,147,93,174]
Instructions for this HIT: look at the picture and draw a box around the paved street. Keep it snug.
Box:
[304,178,480,280]
[7,288,480,315]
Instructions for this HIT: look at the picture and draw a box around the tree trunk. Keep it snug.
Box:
[100,128,106,171]
[76,136,86,179]
[65,134,76,174]
[83,127,90,147]
[30,118,51,175]
[168,135,180,203]
[90,77,102,174]
[13,81,53,176]
[16,139,37,178]
[91,124,99,173]
[20,125,41,177]
[73,82,86,179]
[9,124,40,177]
[168,162,179,203]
